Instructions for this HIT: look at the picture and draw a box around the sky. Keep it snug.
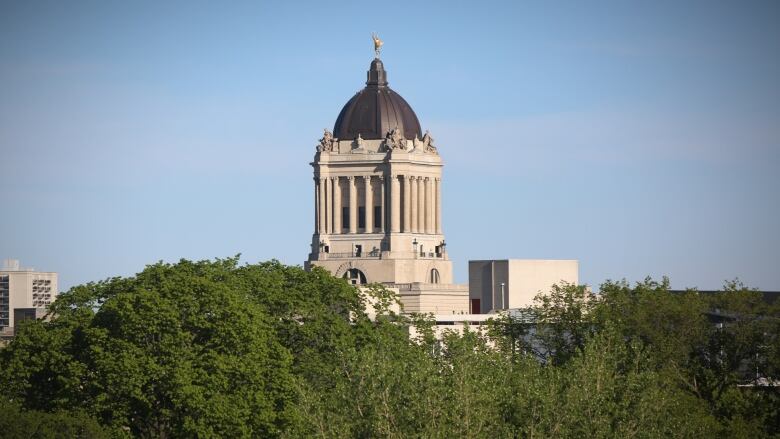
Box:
[1,0,778,291]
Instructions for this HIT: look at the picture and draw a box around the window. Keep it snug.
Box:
[343,268,367,285]
[342,207,349,230]
[358,207,365,229]
[374,206,381,228]
[430,268,440,284]
[471,299,481,314]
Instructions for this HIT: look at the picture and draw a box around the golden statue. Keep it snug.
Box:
[372,32,383,58]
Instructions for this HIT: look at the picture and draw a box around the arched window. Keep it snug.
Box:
[430,268,440,284]
[343,268,367,285]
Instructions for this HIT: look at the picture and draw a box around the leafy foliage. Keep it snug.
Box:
[1,259,778,437]
[0,400,109,438]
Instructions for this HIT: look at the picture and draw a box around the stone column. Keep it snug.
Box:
[410,177,418,233]
[420,177,426,234]
[364,175,373,233]
[403,175,411,233]
[380,177,386,233]
[324,178,331,234]
[425,177,434,234]
[318,177,327,234]
[348,176,357,234]
[332,177,341,234]
[391,174,400,233]
[314,178,319,234]
[417,176,425,234]
[435,177,442,234]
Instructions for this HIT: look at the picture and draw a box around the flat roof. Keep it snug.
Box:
[469,259,578,262]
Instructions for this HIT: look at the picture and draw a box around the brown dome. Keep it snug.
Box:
[333,58,422,140]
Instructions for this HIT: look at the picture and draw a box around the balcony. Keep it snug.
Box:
[393,282,469,293]
[322,249,382,259]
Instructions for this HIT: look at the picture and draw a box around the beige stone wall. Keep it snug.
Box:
[309,257,455,286]
[507,260,578,308]
[307,133,465,316]
[308,135,455,292]
[408,313,494,340]
[360,286,402,320]
[469,259,578,312]
[397,283,469,314]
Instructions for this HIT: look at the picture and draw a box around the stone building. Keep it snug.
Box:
[305,56,469,314]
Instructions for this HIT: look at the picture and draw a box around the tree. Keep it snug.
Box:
[1,257,299,438]
[699,280,780,435]
[437,328,513,438]
[4,260,777,437]
[591,277,780,436]
[0,400,109,438]
[532,282,596,365]
[485,310,536,361]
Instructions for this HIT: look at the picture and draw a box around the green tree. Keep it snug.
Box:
[437,327,513,438]
[0,400,109,438]
[593,277,710,385]
[700,281,780,436]
[532,282,596,365]
[485,311,536,361]
[591,277,780,436]
[1,258,298,438]
[4,259,778,437]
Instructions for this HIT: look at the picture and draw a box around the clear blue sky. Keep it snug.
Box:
[2,1,778,291]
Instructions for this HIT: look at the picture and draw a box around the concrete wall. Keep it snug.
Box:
[311,256,454,286]
[398,283,469,314]
[506,260,578,308]
[469,259,578,312]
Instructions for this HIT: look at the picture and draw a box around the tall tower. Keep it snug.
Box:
[306,48,468,314]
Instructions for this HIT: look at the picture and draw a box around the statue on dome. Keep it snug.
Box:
[351,133,366,153]
[317,129,335,152]
[422,130,437,154]
[372,32,383,58]
[384,127,406,151]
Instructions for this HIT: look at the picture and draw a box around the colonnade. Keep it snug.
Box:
[314,174,441,235]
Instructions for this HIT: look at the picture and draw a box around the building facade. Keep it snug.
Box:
[0,259,58,338]
[305,56,468,314]
[469,259,579,313]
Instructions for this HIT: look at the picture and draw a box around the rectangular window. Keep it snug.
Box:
[342,207,349,229]
[341,207,349,229]
[358,207,365,229]
[471,299,481,314]
[374,206,381,228]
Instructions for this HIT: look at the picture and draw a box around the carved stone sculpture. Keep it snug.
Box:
[351,133,367,153]
[317,129,335,152]
[413,135,422,150]
[422,130,437,154]
[383,127,406,151]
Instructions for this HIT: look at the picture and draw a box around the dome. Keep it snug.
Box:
[333,58,422,140]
